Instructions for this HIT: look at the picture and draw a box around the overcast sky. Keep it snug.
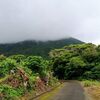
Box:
[0,0,100,44]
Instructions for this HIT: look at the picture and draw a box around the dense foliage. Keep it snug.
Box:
[50,43,100,80]
[0,38,83,58]
[0,55,58,100]
[1,42,100,100]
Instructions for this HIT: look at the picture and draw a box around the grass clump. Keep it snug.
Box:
[0,84,22,100]
[82,80,100,87]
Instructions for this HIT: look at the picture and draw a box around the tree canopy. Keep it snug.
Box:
[50,43,100,79]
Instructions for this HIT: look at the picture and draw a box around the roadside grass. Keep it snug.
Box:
[82,80,100,100]
[82,80,100,87]
[35,83,64,100]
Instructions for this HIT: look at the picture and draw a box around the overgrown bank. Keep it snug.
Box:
[82,80,100,100]
[0,55,59,100]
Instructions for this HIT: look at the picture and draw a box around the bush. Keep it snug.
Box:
[0,84,21,100]
[0,58,17,77]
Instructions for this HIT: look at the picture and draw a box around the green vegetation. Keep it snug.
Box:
[0,84,22,100]
[82,80,100,87]
[37,84,64,100]
[1,42,100,100]
[50,43,100,80]
[0,38,83,58]
[82,80,100,100]
[0,55,58,100]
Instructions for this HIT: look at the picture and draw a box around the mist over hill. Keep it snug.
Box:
[0,38,83,58]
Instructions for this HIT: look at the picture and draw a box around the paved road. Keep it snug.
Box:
[50,81,89,100]
[34,81,90,100]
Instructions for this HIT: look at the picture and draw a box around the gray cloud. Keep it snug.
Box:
[0,0,100,44]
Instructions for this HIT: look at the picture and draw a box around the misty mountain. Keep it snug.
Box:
[0,38,83,58]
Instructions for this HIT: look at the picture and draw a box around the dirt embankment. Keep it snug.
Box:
[85,86,100,100]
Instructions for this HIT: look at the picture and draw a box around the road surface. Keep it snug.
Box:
[50,81,89,100]
[34,81,90,100]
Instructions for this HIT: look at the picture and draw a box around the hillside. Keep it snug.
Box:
[0,37,83,58]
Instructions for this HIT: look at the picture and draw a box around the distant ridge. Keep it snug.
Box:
[0,37,83,58]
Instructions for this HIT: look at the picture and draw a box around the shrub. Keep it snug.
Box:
[0,84,21,100]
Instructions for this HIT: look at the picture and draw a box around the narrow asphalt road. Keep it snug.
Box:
[50,81,89,100]
[36,81,89,100]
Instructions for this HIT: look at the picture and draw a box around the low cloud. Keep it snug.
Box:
[0,0,100,44]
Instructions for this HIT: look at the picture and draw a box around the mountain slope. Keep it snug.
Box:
[0,38,83,58]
